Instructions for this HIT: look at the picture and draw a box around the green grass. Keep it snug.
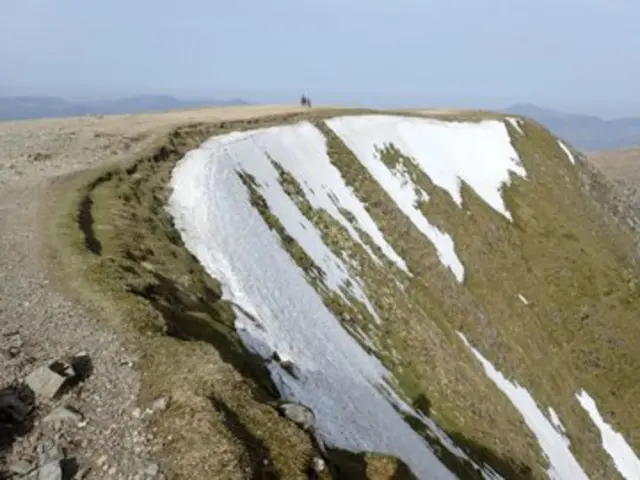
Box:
[47,108,640,480]
[309,117,640,478]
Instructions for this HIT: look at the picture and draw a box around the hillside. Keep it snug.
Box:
[4,107,640,479]
[503,104,640,151]
[589,147,640,184]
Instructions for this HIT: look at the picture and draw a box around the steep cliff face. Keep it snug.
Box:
[69,110,640,479]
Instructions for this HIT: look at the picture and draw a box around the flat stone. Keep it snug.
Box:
[144,463,160,477]
[25,366,66,399]
[37,440,63,465]
[42,406,82,431]
[37,461,63,480]
[9,459,36,475]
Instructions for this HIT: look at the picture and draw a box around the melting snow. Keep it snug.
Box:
[199,127,382,322]
[457,332,589,480]
[576,389,640,480]
[326,114,528,282]
[167,128,460,479]
[557,141,576,165]
[259,122,410,273]
[548,407,569,443]
[507,117,525,135]
[327,115,527,221]
[326,116,470,282]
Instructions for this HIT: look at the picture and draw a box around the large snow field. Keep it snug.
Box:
[167,125,460,479]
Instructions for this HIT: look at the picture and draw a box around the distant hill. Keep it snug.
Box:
[0,94,251,121]
[504,103,640,151]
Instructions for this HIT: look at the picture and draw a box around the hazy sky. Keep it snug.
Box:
[1,0,638,116]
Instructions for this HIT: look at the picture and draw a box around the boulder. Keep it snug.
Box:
[0,382,35,424]
[0,382,36,445]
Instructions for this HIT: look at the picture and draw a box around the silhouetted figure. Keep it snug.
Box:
[300,95,312,108]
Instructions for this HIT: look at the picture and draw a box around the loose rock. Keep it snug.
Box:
[144,462,160,477]
[3,331,24,359]
[311,456,326,473]
[42,406,82,431]
[0,382,36,445]
[69,352,93,383]
[9,459,36,475]
[150,397,168,413]
[277,403,315,432]
[36,461,63,480]
[25,366,67,400]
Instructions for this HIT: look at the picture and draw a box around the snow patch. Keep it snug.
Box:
[457,332,589,480]
[326,116,473,282]
[576,389,640,480]
[548,407,569,443]
[557,141,576,165]
[507,117,525,135]
[327,115,527,221]
[257,122,409,273]
[203,126,382,322]
[167,128,460,479]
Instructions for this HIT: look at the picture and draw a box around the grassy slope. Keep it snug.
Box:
[48,109,640,480]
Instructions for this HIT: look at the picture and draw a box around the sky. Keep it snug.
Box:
[1,0,638,117]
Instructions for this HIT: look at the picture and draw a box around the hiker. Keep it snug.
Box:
[300,95,308,107]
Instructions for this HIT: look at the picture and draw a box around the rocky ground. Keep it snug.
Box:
[0,106,302,479]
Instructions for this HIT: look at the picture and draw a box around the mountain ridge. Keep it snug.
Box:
[47,107,640,479]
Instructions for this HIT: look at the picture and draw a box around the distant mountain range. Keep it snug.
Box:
[503,103,640,152]
[0,94,251,121]
[2,96,639,152]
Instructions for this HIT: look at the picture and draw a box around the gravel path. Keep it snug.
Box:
[0,131,157,478]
